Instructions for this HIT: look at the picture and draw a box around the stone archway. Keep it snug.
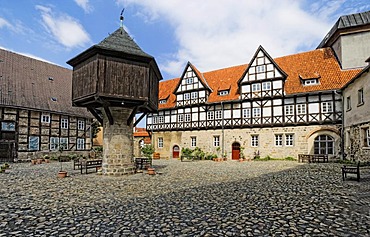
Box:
[232,142,240,160]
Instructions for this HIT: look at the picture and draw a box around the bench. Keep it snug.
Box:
[298,154,328,163]
[342,162,360,182]
[73,158,86,170]
[134,157,152,172]
[80,159,103,174]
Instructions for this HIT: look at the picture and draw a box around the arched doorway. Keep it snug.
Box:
[314,135,334,155]
[232,142,240,160]
[172,145,180,159]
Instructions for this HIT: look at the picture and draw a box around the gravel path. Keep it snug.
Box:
[0,159,369,236]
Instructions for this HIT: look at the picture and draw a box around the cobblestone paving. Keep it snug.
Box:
[0,159,369,236]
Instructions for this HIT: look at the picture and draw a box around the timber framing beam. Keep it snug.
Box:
[133,112,147,127]
[127,107,139,126]
[87,107,103,125]
[103,105,114,125]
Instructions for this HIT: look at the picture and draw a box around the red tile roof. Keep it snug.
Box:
[158,48,361,110]
[134,127,150,137]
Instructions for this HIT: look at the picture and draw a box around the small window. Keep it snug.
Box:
[285,105,294,116]
[215,111,222,119]
[159,99,167,104]
[262,82,271,91]
[296,104,306,115]
[303,79,318,86]
[218,90,229,96]
[28,136,39,151]
[346,96,351,111]
[363,128,370,148]
[158,116,164,124]
[253,108,261,117]
[60,137,68,150]
[41,114,50,123]
[191,137,197,147]
[252,84,261,92]
[178,114,184,122]
[185,77,193,84]
[51,97,57,102]
[256,65,265,73]
[214,136,220,147]
[158,137,163,148]
[1,121,15,131]
[61,118,68,129]
[152,116,158,124]
[184,93,191,100]
[78,120,85,130]
[275,134,283,147]
[358,88,364,106]
[251,135,259,147]
[185,114,191,122]
[191,92,198,99]
[242,109,251,118]
[49,137,59,151]
[322,102,333,113]
[48,77,54,81]
[285,134,294,146]
[207,111,214,120]
[77,138,85,150]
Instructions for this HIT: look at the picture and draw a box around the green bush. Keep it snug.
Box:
[284,156,296,161]
[141,144,155,158]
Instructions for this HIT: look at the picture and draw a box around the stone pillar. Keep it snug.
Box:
[102,107,135,176]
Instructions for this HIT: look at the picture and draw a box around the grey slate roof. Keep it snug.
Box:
[96,28,153,58]
[317,10,370,48]
[0,48,92,118]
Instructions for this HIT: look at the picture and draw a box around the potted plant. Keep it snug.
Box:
[31,158,37,165]
[43,155,50,163]
[141,144,155,174]
[58,147,67,178]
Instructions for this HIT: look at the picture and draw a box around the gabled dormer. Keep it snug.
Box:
[174,62,211,107]
[238,46,287,100]
[299,72,321,86]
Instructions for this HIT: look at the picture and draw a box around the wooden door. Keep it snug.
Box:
[173,145,180,158]
[232,142,240,160]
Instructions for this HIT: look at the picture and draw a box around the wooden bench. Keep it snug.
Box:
[298,154,328,163]
[80,159,102,174]
[134,157,152,172]
[342,162,360,182]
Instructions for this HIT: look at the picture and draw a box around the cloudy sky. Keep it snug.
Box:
[0,0,369,80]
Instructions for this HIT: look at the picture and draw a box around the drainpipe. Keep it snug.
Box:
[221,101,225,158]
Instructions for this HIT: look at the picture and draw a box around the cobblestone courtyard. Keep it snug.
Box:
[0,160,369,236]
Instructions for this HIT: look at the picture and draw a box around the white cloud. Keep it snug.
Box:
[0,17,12,29]
[36,5,91,49]
[116,0,363,78]
[74,0,93,13]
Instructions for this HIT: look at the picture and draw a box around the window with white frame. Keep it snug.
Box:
[296,104,306,115]
[218,90,229,96]
[256,65,265,73]
[158,116,164,123]
[215,111,222,119]
[191,137,197,147]
[153,116,158,124]
[275,134,283,147]
[41,114,50,123]
[367,129,370,147]
[285,105,294,115]
[346,96,351,111]
[60,137,68,150]
[77,138,85,150]
[207,111,214,120]
[252,84,261,92]
[253,108,261,117]
[185,77,193,84]
[49,137,59,151]
[321,102,333,113]
[159,99,167,104]
[184,93,191,100]
[242,109,251,118]
[358,88,364,105]
[262,82,271,91]
[185,114,191,122]
[303,79,318,86]
[1,121,15,131]
[191,92,198,99]
[251,135,259,147]
[213,136,220,147]
[78,120,85,130]
[61,118,68,129]
[285,134,294,146]
[28,136,39,151]
[158,137,163,148]
[178,114,184,122]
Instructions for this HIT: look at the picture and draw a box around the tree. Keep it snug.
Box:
[141,144,155,158]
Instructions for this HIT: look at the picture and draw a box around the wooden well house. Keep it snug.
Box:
[67,27,162,125]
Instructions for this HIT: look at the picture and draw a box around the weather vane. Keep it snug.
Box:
[120,8,125,29]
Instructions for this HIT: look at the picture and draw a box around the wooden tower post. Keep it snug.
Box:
[67,25,162,175]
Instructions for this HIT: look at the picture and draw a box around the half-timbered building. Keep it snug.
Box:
[146,10,369,160]
[0,48,93,162]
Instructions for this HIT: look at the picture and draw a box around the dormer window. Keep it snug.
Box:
[218,90,229,96]
[299,73,320,86]
[159,99,167,104]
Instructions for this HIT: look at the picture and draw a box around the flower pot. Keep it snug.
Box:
[58,171,67,178]
[44,159,50,163]
[37,159,43,164]
[239,158,244,162]
[31,159,37,165]
[147,167,156,175]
